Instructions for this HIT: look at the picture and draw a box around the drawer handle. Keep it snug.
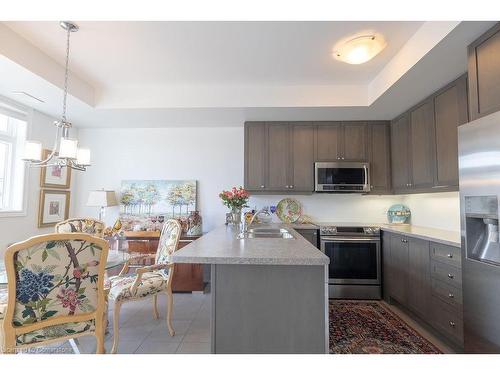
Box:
[447,273,454,279]
[448,293,455,299]
[447,253,453,258]
[449,321,456,328]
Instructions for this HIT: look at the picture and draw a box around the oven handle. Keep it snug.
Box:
[321,237,380,242]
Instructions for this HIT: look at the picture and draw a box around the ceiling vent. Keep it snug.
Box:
[12,91,45,103]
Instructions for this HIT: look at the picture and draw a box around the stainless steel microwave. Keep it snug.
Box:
[314,162,370,193]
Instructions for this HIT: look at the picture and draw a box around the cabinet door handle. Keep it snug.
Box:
[447,253,453,258]
[448,273,454,279]
[449,321,456,328]
[448,293,455,299]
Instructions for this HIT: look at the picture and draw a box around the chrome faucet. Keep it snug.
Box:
[248,208,266,228]
[239,207,266,235]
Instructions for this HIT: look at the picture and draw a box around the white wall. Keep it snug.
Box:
[250,194,402,224]
[403,191,460,232]
[74,127,244,230]
[0,110,79,257]
[251,192,460,232]
[74,126,461,234]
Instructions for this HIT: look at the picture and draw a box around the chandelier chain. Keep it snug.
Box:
[62,26,71,122]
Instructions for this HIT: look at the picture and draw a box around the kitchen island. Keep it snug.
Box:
[171,224,330,354]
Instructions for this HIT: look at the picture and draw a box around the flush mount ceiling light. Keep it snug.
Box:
[23,21,91,171]
[333,35,387,65]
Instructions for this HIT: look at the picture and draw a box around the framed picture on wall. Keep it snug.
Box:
[38,189,70,228]
[40,149,71,189]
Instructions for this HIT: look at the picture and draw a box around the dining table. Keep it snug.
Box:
[0,249,130,353]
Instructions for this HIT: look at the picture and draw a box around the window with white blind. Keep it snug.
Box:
[0,102,28,214]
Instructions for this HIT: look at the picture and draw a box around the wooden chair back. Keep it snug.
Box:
[55,218,105,238]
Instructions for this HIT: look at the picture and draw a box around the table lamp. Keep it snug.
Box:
[86,189,118,221]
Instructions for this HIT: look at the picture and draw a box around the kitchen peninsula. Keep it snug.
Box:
[171,224,330,354]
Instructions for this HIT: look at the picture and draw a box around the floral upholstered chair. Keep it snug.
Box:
[107,219,181,354]
[55,218,105,238]
[0,233,109,354]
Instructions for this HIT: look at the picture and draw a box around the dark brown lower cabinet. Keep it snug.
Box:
[294,228,319,248]
[388,233,409,305]
[382,231,392,303]
[407,238,431,320]
[382,231,464,349]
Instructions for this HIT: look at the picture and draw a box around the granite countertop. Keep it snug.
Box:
[379,224,461,247]
[171,224,329,266]
[292,220,461,247]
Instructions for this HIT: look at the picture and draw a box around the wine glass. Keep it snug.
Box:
[151,216,158,231]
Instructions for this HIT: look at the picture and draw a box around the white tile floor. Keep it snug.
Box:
[34,291,211,354]
[19,292,453,354]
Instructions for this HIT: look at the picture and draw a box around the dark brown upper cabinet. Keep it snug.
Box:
[368,122,392,194]
[315,122,368,162]
[244,122,267,191]
[244,122,314,193]
[409,98,436,190]
[341,122,369,161]
[390,74,468,194]
[434,75,469,188]
[315,122,341,161]
[390,113,411,192]
[468,22,500,121]
[267,123,290,191]
[289,123,315,192]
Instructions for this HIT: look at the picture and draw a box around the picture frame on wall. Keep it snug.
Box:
[40,149,71,189]
[38,189,70,228]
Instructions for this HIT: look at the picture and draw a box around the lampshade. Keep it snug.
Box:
[59,137,78,159]
[86,190,118,207]
[76,147,91,166]
[333,35,387,65]
[23,140,42,161]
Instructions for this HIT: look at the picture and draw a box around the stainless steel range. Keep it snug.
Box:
[320,225,381,299]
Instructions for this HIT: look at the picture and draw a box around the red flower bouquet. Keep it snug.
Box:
[219,186,250,210]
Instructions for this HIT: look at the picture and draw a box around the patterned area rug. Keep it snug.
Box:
[329,301,442,354]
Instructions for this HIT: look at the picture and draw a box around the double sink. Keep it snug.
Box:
[237,227,295,239]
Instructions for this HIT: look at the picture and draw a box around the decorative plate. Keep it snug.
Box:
[387,204,411,224]
[276,198,303,223]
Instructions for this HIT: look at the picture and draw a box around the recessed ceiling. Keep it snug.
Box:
[0,21,496,127]
[4,21,423,88]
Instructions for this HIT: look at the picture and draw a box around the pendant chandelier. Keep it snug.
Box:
[23,21,90,171]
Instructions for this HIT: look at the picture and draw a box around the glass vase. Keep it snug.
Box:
[231,207,242,225]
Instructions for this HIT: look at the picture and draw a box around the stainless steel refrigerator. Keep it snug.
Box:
[459,110,500,353]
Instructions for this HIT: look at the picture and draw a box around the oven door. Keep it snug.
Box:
[320,237,381,285]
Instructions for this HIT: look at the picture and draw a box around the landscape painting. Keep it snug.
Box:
[119,180,197,231]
